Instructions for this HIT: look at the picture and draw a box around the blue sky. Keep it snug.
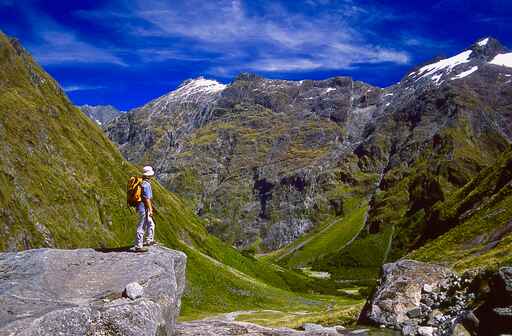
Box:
[1,0,511,110]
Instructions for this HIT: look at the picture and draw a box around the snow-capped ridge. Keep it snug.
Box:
[148,77,227,113]
[176,76,227,94]
[451,66,479,80]
[411,50,472,81]
[489,53,512,68]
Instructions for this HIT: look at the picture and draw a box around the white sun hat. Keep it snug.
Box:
[142,166,155,177]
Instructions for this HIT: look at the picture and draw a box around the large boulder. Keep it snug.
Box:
[360,260,456,328]
[475,267,512,335]
[0,246,187,336]
[359,260,512,336]
[176,319,352,335]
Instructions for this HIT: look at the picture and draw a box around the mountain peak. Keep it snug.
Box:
[177,76,226,94]
[403,37,510,85]
[469,36,507,60]
[234,72,264,82]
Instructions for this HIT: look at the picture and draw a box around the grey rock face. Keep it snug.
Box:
[176,319,362,335]
[79,104,122,126]
[105,38,512,254]
[106,75,382,250]
[360,262,512,336]
[176,319,303,335]
[475,266,512,335]
[362,260,456,328]
[0,246,187,336]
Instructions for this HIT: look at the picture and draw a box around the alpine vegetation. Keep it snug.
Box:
[1,3,512,335]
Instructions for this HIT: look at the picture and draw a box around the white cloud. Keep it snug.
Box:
[11,3,126,66]
[63,84,106,92]
[30,30,126,66]
[78,0,410,74]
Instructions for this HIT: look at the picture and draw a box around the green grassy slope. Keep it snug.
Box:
[261,172,387,289]
[360,90,510,261]
[0,34,134,250]
[270,196,368,268]
[263,85,512,286]
[0,32,362,322]
[408,148,512,272]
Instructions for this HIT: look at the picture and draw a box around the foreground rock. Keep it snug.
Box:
[176,319,304,336]
[360,260,512,335]
[0,246,187,336]
[360,260,456,331]
[475,267,512,335]
[176,319,384,335]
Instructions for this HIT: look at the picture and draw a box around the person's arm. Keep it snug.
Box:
[144,198,153,217]
[142,181,154,217]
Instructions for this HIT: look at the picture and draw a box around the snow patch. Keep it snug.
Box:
[383,93,394,96]
[412,50,472,80]
[177,77,226,94]
[478,38,489,47]
[151,77,226,111]
[325,87,336,93]
[95,119,102,125]
[451,66,479,80]
[431,73,443,85]
[385,102,391,107]
[489,53,512,68]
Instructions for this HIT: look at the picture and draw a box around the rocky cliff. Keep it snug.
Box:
[0,246,186,336]
[79,104,122,126]
[106,37,512,266]
[106,74,382,250]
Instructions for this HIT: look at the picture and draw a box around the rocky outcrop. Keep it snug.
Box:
[475,267,512,335]
[360,260,457,333]
[106,74,382,251]
[79,104,122,126]
[176,319,366,336]
[360,260,512,336]
[176,319,304,336]
[0,246,187,336]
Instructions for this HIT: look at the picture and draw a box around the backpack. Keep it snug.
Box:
[127,176,143,207]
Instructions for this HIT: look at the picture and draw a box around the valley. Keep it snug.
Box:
[1,29,511,335]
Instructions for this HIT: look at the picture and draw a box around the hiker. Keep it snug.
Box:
[130,166,156,252]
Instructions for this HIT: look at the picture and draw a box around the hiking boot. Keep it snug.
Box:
[143,240,157,247]
[129,246,148,253]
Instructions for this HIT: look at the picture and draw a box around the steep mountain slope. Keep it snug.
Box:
[106,37,512,281]
[0,35,131,250]
[301,38,512,284]
[0,32,361,321]
[107,74,383,251]
[79,104,122,125]
[409,147,512,271]
[357,37,512,259]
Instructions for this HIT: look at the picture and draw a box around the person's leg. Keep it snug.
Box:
[134,210,146,248]
[145,216,155,244]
